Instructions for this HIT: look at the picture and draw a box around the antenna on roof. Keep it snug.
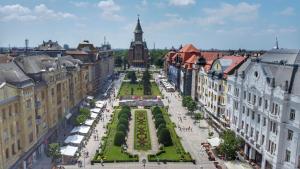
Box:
[275,36,279,49]
[25,38,29,54]
[104,36,106,45]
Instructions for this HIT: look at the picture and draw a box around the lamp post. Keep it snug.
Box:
[142,159,146,169]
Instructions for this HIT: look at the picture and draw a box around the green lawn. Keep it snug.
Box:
[134,109,151,150]
[118,82,161,97]
[148,107,193,162]
[93,110,138,162]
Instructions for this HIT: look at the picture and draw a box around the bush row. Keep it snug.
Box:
[151,106,173,146]
[114,106,131,146]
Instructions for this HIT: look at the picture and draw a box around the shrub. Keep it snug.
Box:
[154,114,163,120]
[157,126,167,136]
[118,118,129,128]
[158,128,173,146]
[114,131,126,146]
[119,113,129,120]
[155,118,166,128]
[75,114,86,125]
[117,124,127,134]
[152,106,162,116]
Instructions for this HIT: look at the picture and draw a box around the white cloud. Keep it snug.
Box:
[71,1,90,7]
[198,2,260,25]
[136,0,148,10]
[98,0,123,21]
[34,4,76,19]
[169,0,195,6]
[0,4,76,21]
[280,7,294,16]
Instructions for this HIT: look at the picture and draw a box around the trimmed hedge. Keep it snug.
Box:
[114,131,126,146]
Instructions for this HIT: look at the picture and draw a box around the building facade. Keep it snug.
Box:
[227,49,300,169]
[0,54,89,169]
[197,55,246,132]
[128,17,149,67]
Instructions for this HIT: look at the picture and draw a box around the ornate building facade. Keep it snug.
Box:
[128,17,149,67]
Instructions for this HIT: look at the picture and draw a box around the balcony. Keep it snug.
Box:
[241,132,244,136]
[256,144,261,149]
[250,138,255,144]
[36,115,42,125]
[35,101,41,109]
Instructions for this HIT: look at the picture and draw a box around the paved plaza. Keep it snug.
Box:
[34,73,224,169]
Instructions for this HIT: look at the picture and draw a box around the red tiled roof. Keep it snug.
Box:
[221,55,246,75]
[180,44,200,53]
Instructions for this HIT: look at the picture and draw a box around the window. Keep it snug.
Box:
[288,130,293,140]
[285,150,291,162]
[5,148,9,159]
[255,131,259,141]
[247,108,250,116]
[250,127,254,137]
[252,111,255,120]
[270,121,277,134]
[241,121,244,129]
[29,132,34,143]
[259,97,262,106]
[2,108,6,120]
[253,95,256,105]
[12,144,15,155]
[27,116,32,127]
[290,109,295,120]
[17,140,21,150]
[26,99,31,109]
[248,93,251,102]
[257,114,261,123]
[243,91,246,100]
[265,100,268,109]
[263,117,267,126]
[246,124,249,134]
[261,135,265,145]
[242,106,245,114]
[234,101,239,110]
[234,88,239,97]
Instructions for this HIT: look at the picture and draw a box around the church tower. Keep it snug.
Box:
[134,17,143,42]
[128,16,149,67]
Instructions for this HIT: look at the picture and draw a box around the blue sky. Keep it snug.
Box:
[0,0,299,50]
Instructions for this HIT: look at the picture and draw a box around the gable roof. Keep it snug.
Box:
[180,44,200,53]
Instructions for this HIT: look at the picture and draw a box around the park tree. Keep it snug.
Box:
[158,128,173,146]
[187,100,197,114]
[115,55,123,67]
[114,131,126,146]
[142,68,151,95]
[127,71,137,84]
[219,130,243,160]
[47,143,61,166]
[182,96,192,107]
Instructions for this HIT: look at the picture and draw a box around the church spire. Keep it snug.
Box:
[134,14,143,34]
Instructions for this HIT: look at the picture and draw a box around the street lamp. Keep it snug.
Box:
[142,159,146,168]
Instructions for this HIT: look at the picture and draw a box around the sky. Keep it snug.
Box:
[0,0,299,50]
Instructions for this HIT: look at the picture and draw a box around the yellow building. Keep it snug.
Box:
[0,55,89,169]
[0,62,36,169]
[196,55,246,131]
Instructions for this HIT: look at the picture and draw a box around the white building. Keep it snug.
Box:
[227,49,300,169]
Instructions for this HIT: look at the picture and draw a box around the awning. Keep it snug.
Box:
[65,113,72,120]
[64,135,84,144]
[90,108,101,113]
[84,119,95,126]
[87,96,94,100]
[207,137,222,148]
[70,126,90,134]
[60,145,78,156]
[90,113,98,119]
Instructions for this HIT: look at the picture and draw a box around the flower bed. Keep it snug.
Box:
[92,108,138,163]
[134,110,151,150]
